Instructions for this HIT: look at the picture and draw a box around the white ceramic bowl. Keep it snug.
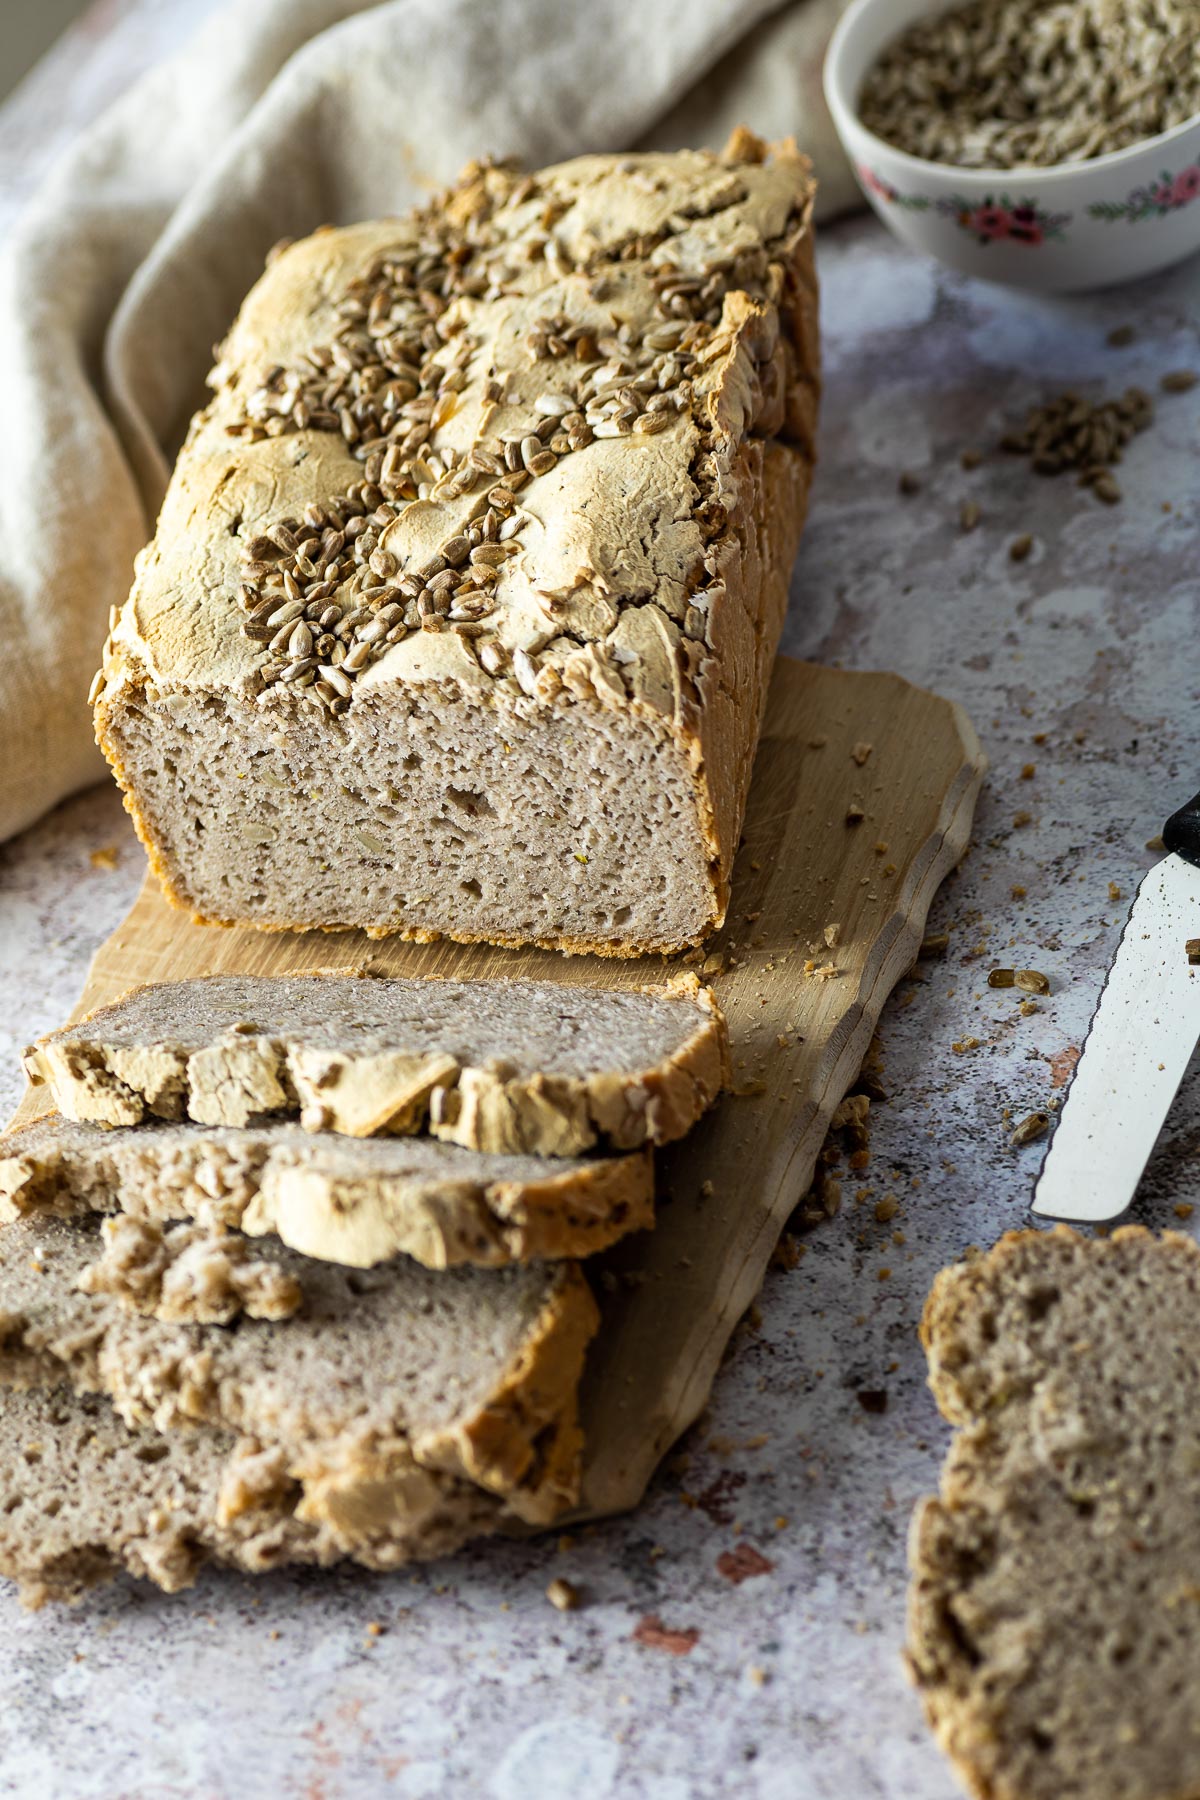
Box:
[824,0,1200,292]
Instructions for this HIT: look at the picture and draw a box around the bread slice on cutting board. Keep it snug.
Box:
[0,1380,580,1608]
[0,1113,652,1269]
[909,1225,1200,1800]
[23,971,727,1154]
[0,1213,597,1547]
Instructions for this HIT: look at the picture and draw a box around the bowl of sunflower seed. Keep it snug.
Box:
[823,0,1200,291]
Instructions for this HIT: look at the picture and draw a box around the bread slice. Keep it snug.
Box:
[0,1213,597,1536]
[93,136,819,957]
[23,970,727,1152]
[0,1381,576,1607]
[0,1114,652,1269]
[909,1226,1200,1800]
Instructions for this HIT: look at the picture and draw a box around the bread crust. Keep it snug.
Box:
[93,134,819,956]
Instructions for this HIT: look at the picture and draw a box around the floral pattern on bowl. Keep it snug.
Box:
[1089,162,1200,223]
[856,163,931,210]
[939,193,1071,245]
[856,168,1071,244]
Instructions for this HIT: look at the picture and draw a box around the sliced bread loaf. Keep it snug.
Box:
[0,1381,576,1607]
[0,1213,596,1534]
[23,971,727,1152]
[0,1114,652,1268]
[909,1226,1200,1800]
[92,139,819,957]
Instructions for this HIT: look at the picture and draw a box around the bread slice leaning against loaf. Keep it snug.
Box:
[23,970,727,1153]
[909,1225,1200,1800]
[0,1213,597,1544]
[0,1115,652,1268]
[93,130,819,956]
[0,1382,576,1608]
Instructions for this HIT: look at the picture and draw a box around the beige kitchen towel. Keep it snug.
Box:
[0,0,854,844]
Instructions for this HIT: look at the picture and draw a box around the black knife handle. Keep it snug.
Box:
[1164,788,1200,869]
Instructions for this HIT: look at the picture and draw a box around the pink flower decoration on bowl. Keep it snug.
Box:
[969,204,1011,241]
[1090,163,1200,223]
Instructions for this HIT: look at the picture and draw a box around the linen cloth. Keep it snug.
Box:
[0,0,853,842]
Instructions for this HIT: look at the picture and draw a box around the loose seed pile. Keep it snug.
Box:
[998,386,1154,502]
[859,0,1200,170]
[221,161,772,714]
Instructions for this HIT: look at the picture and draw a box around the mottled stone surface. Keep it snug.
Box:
[3,23,1200,1792]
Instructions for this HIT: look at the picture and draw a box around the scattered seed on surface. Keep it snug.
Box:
[987,968,1016,988]
[1187,937,1200,966]
[1014,968,1050,994]
[1161,369,1198,393]
[546,1578,582,1612]
[1009,534,1033,562]
[1010,1110,1049,1147]
[898,470,922,495]
[960,500,981,532]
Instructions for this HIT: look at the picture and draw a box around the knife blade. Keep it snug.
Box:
[1032,788,1200,1224]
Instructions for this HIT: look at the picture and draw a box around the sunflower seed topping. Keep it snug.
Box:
[223,155,778,706]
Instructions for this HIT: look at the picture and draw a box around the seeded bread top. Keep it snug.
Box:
[96,133,816,732]
[909,1225,1200,1800]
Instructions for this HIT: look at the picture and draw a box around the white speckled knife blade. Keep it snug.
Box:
[1033,853,1200,1223]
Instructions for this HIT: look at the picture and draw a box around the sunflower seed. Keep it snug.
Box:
[512,647,539,696]
[319,664,353,698]
[859,0,1200,170]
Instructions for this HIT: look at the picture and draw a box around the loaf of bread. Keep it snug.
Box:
[94,132,818,955]
[0,1213,596,1540]
[909,1226,1200,1800]
[0,1114,652,1268]
[23,971,727,1152]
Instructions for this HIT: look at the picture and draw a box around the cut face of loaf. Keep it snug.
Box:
[0,1214,597,1540]
[24,970,728,1153]
[0,1382,576,1608]
[94,134,819,955]
[0,1115,653,1269]
[909,1226,1200,1800]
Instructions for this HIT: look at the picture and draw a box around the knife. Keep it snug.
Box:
[1032,788,1200,1223]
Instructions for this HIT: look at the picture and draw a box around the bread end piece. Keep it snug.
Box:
[909,1225,1200,1800]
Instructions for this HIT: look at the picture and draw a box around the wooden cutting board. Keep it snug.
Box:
[8,657,985,1520]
